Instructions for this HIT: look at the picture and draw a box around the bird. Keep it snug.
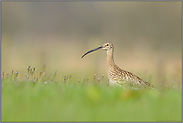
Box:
[81,42,154,89]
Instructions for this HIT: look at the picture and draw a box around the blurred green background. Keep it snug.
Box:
[1,1,181,85]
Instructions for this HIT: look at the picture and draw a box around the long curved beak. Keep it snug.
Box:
[81,46,103,58]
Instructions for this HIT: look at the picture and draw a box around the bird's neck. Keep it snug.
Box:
[106,49,115,67]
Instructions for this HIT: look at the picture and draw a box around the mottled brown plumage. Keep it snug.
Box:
[81,42,154,89]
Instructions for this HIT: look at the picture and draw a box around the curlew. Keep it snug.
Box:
[81,42,154,89]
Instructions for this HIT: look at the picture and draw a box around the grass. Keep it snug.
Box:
[1,66,182,122]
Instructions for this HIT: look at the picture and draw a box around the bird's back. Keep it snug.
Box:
[108,64,153,88]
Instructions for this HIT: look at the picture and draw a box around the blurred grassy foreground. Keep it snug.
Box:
[1,73,182,122]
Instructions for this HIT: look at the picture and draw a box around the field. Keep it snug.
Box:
[1,2,182,122]
[1,66,182,122]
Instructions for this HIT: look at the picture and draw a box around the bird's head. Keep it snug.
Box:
[102,42,113,51]
[81,42,113,58]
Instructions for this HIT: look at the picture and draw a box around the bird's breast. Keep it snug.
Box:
[107,66,127,85]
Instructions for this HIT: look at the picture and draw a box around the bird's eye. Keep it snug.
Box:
[106,44,109,46]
